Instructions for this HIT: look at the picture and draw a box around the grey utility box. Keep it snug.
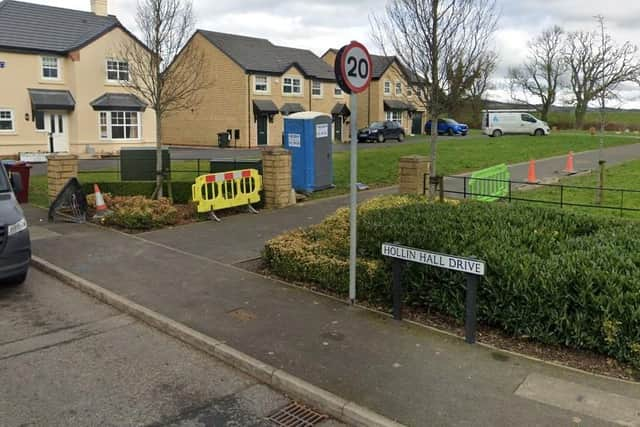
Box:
[120,147,170,181]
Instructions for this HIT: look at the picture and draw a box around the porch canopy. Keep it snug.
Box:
[90,93,147,111]
[280,103,305,115]
[253,100,279,115]
[331,103,350,116]
[383,100,416,111]
[28,89,75,111]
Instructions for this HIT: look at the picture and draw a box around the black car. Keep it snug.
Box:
[358,121,405,143]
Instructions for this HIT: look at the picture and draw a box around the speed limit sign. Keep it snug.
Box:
[335,41,372,94]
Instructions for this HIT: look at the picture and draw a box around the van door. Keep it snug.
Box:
[520,114,536,134]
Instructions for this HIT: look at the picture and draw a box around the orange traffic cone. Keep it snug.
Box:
[563,151,577,174]
[93,184,110,218]
[527,159,540,184]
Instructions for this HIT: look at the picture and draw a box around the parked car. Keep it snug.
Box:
[425,118,469,136]
[358,121,405,143]
[0,162,30,285]
[482,110,550,137]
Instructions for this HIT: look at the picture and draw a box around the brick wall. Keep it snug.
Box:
[47,154,78,201]
[262,148,292,209]
[398,155,430,195]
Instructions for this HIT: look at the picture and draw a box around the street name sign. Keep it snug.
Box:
[382,243,486,276]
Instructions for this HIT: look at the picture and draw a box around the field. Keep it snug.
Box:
[523,159,640,219]
[547,110,640,131]
[30,132,640,207]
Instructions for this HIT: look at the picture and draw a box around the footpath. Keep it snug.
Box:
[26,175,640,426]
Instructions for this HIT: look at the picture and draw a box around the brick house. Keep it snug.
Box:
[322,50,426,136]
[162,31,351,148]
[0,0,156,157]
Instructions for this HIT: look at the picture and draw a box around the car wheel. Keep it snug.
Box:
[398,133,405,142]
[461,132,468,136]
[3,271,27,286]
[534,128,545,136]
[448,128,455,136]
[377,133,385,143]
[492,129,503,138]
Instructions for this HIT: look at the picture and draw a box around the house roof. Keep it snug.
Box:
[90,93,147,111]
[0,0,131,54]
[198,30,335,81]
[28,88,75,111]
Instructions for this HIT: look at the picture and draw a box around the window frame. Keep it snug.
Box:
[312,80,323,98]
[282,75,303,96]
[385,110,402,123]
[253,75,270,94]
[384,81,391,95]
[106,59,130,83]
[98,111,142,141]
[395,81,402,96]
[41,56,60,80]
[0,109,15,133]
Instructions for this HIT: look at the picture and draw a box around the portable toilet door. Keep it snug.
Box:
[311,115,333,190]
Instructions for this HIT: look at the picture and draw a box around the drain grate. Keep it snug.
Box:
[268,402,328,426]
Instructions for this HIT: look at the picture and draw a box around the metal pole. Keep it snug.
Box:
[349,94,358,304]
[392,259,403,321]
[464,273,480,344]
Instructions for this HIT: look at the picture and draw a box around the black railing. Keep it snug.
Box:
[431,175,640,217]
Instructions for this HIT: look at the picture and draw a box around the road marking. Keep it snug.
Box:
[515,373,640,426]
[0,315,133,360]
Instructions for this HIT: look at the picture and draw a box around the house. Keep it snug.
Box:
[162,31,351,148]
[0,0,155,157]
[322,50,426,136]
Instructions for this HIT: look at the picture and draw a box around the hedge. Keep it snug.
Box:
[82,181,193,204]
[264,195,640,367]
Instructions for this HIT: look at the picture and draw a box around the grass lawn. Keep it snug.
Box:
[548,110,640,130]
[521,159,640,220]
[31,132,640,207]
[330,133,640,195]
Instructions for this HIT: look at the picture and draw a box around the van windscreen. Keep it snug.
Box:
[0,165,11,193]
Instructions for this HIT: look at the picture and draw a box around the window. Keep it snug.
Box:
[283,76,302,95]
[34,111,45,131]
[106,59,129,82]
[254,75,269,93]
[312,81,322,97]
[407,87,413,97]
[385,111,402,122]
[99,111,140,140]
[395,82,402,96]
[334,86,343,96]
[0,110,14,132]
[521,114,536,123]
[384,81,391,95]
[41,56,59,79]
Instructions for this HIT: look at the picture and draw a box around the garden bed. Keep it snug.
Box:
[263,195,640,379]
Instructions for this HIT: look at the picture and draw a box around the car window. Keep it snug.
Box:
[445,119,459,125]
[0,164,10,193]
[521,114,536,123]
[371,122,385,129]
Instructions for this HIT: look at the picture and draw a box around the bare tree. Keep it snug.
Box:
[563,23,640,130]
[372,0,499,197]
[119,0,210,198]
[508,25,566,122]
[468,51,497,128]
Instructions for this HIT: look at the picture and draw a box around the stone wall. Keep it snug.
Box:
[398,155,430,195]
[47,154,78,202]
[262,148,292,209]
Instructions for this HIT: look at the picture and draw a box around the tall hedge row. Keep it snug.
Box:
[264,196,640,366]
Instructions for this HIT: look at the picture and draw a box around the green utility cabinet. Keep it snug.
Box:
[120,148,170,182]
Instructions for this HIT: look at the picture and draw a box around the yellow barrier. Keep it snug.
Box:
[192,169,262,220]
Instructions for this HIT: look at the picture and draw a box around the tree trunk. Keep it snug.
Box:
[153,109,164,199]
[574,103,588,130]
[540,104,550,122]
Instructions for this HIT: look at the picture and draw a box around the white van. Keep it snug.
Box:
[483,110,551,137]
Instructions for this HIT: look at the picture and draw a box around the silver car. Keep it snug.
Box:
[0,162,30,285]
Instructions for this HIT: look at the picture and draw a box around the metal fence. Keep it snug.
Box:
[430,175,640,217]
[76,158,211,181]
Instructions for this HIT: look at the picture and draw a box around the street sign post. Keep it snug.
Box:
[335,41,372,304]
[382,243,486,344]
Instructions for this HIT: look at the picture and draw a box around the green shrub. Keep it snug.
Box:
[264,195,640,367]
[88,194,179,230]
[82,181,193,204]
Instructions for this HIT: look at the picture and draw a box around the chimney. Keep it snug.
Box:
[90,0,108,16]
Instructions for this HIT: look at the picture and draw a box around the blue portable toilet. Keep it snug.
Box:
[283,112,333,193]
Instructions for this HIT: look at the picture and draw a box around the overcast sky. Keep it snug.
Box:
[30,0,640,107]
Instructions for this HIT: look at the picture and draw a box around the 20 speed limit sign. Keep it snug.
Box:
[335,41,372,94]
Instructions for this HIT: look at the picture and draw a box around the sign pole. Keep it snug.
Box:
[349,93,358,304]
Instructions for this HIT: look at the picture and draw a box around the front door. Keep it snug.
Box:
[257,115,268,146]
[412,112,423,135]
[334,116,342,142]
[46,112,69,152]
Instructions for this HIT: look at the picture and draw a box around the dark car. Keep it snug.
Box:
[358,121,405,143]
[0,162,30,285]
[425,118,469,136]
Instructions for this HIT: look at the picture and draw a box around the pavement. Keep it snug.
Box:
[1,269,345,427]
[443,141,640,198]
[24,178,640,427]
